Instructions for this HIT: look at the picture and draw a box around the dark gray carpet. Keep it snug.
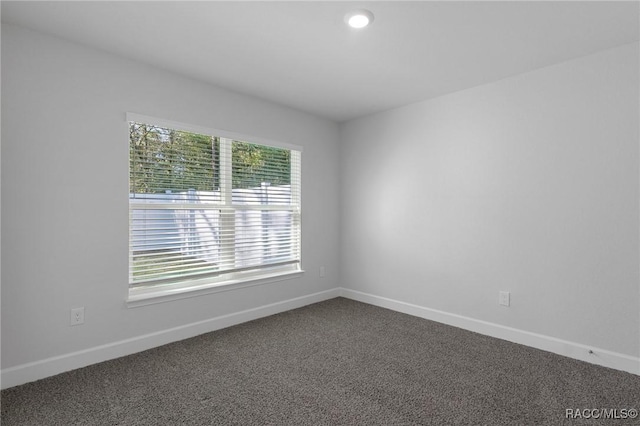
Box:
[2,297,639,425]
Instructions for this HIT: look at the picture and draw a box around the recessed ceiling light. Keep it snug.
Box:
[345,9,374,29]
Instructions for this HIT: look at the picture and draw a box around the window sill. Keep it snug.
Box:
[126,269,304,308]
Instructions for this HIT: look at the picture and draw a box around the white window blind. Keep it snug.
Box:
[128,118,301,292]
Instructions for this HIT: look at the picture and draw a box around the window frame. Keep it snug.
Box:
[126,113,303,306]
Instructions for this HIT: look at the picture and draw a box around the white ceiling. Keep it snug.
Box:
[2,1,639,122]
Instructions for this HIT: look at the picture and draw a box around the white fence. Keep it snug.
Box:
[130,185,294,267]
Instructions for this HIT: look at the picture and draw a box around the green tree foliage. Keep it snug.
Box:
[232,142,290,189]
[129,123,219,193]
[130,123,290,194]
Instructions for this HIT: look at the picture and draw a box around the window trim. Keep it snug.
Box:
[126,113,303,305]
[127,269,304,308]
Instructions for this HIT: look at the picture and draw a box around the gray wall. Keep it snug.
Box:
[2,22,638,381]
[1,24,340,369]
[340,42,639,357]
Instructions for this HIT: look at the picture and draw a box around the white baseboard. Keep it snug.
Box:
[339,288,640,376]
[3,286,637,389]
[1,288,341,390]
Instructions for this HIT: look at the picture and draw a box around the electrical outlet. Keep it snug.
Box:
[499,291,510,307]
[70,307,85,326]
[319,266,326,278]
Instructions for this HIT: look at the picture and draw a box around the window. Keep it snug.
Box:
[128,114,302,301]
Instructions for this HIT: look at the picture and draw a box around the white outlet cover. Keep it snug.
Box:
[70,307,85,326]
[499,291,510,307]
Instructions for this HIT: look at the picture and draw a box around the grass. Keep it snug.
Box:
[132,250,217,282]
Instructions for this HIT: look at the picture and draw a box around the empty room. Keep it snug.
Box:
[1,1,639,424]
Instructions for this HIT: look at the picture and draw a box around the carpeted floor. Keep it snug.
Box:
[2,297,639,425]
